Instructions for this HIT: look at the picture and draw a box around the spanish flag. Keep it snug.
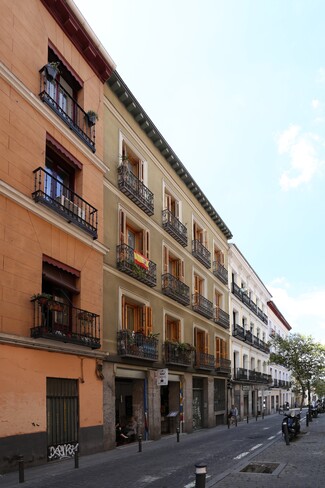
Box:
[134,251,149,270]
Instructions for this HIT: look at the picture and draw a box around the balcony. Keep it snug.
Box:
[162,209,187,247]
[232,324,245,340]
[234,368,272,384]
[163,341,194,367]
[213,306,230,330]
[162,273,190,306]
[245,330,253,344]
[116,244,156,287]
[212,261,228,285]
[232,282,242,300]
[32,168,98,239]
[192,240,211,268]
[117,165,154,216]
[39,68,95,152]
[215,358,231,374]
[192,293,213,319]
[232,282,268,324]
[234,367,248,381]
[242,292,250,307]
[195,351,215,370]
[117,330,158,361]
[30,296,100,349]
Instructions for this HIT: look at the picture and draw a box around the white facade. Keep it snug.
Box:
[228,243,272,417]
[267,301,293,412]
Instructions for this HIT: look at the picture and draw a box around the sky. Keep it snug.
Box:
[74,0,325,344]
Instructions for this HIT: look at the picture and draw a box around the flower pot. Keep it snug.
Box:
[45,63,59,81]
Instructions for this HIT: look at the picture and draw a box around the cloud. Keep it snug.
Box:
[316,68,325,84]
[311,99,321,109]
[276,125,324,190]
[268,282,325,344]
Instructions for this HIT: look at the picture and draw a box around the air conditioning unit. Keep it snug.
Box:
[57,195,86,220]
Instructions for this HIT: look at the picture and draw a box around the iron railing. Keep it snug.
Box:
[39,68,95,152]
[233,323,245,340]
[212,261,228,284]
[116,244,157,287]
[192,293,213,319]
[215,358,231,374]
[213,306,230,329]
[117,165,154,216]
[32,167,98,239]
[162,209,188,247]
[195,351,215,370]
[162,273,190,306]
[234,368,272,384]
[31,296,100,349]
[192,239,211,268]
[117,330,158,361]
[163,341,193,366]
[232,282,268,324]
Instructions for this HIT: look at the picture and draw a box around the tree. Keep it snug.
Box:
[269,333,325,408]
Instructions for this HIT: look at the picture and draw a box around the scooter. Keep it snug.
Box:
[282,412,301,442]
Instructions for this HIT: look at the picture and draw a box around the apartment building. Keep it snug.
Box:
[228,244,272,417]
[267,300,293,411]
[0,0,115,471]
[101,70,233,446]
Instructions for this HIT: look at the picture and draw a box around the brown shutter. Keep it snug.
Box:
[144,230,150,258]
[119,209,126,244]
[121,295,126,329]
[163,245,168,274]
[144,306,152,335]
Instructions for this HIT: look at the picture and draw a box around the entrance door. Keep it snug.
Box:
[47,378,79,461]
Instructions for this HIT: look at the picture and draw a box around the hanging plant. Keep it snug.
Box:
[44,62,60,81]
[86,110,99,127]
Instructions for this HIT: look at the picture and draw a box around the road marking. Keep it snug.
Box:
[234,451,249,459]
[268,435,275,440]
[250,443,263,451]
[263,427,270,430]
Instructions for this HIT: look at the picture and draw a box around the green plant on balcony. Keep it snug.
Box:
[44,61,60,81]
[31,293,53,304]
[86,110,98,127]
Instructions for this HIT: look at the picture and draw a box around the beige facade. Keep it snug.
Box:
[102,71,233,446]
[0,0,115,472]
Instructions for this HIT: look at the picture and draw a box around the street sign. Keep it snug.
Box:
[157,368,168,386]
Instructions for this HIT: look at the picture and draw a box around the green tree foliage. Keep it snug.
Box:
[269,333,325,407]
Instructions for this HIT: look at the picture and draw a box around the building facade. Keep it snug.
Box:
[0,0,115,471]
[101,70,233,447]
[228,244,272,417]
[267,300,293,412]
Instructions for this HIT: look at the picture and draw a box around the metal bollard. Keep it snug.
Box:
[306,413,309,427]
[138,434,142,452]
[195,463,207,488]
[262,411,264,420]
[246,415,249,423]
[18,455,24,483]
[176,427,180,443]
[74,449,79,469]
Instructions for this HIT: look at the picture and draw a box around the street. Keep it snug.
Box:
[1,412,294,488]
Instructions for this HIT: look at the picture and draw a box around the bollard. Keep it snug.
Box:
[256,414,258,421]
[18,455,24,484]
[74,449,79,469]
[306,413,309,427]
[138,434,142,452]
[262,410,264,420]
[282,421,290,445]
[246,415,249,424]
[195,463,207,488]
[176,427,180,443]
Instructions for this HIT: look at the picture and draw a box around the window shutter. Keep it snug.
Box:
[119,209,126,244]
[204,332,209,354]
[203,230,208,248]
[144,306,152,335]
[139,160,144,182]
[144,230,150,258]
[180,260,184,282]
[216,338,220,361]
[219,252,225,265]
[163,245,168,274]
[121,295,126,329]
[175,200,180,219]
[165,193,172,211]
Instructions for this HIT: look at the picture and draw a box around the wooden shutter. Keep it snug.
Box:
[175,200,179,219]
[144,230,150,258]
[204,332,209,354]
[180,259,184,282]
[216,337,220,362]
[144,306,152,335]
[163,245,168,274]
[121,295,126,329]
[165,193,172,211]
[119,209,126,244]
[139,160,144,182]
[203,229,208,248]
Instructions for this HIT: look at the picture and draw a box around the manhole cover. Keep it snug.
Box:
[241,462,280,474]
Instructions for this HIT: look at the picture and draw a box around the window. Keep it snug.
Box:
[45,143,76,201]
[215,337,227,364]
[193,271,205,296]
[121,141,145,182]
[164,187,180,218]
[165,315,181,342]
[214,246,224,266]
[119,209,150,258]
[121,295,152,335]
[163,245,184,280]
[193,220,207,246]
[194,327,208,354]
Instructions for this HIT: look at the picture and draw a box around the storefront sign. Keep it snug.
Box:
[157,368,168,386]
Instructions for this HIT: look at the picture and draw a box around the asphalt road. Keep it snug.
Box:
[2,413,293,488]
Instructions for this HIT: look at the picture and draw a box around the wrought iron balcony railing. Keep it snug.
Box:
[163,341,194,367]
[213,306,230,330]
[192,239,211,269]
[215,357,231,374]
[232,282,268,324]
[234,367,248,381]
[162,273,190,306]
[116,244,157,287]
[162,209,188,247]
[195,351,215,370]
[117,330,158,361]
[232,323,245,340]
[245,330,253,343]
[192,293,213,319]
[212,261,228,285]
[117,165,154,216]
[32,167,98,239]
[234,368,272,384]
[30,296,100,349]
[39,68,95,152]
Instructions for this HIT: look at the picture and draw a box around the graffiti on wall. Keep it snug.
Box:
[48,442,79,460]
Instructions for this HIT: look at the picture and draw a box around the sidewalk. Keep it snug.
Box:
[208,411,325,487]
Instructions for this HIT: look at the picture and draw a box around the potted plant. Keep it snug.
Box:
[86,110,98,127]
[44,62,60,81]
[31,293,53,304]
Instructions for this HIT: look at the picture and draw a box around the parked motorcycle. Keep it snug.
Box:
[282,412,301,442]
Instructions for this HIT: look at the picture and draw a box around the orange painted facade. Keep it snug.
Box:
[0,0,115,472]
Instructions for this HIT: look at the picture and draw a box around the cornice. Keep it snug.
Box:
[267,300,292,331]
[107,70,233,240]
